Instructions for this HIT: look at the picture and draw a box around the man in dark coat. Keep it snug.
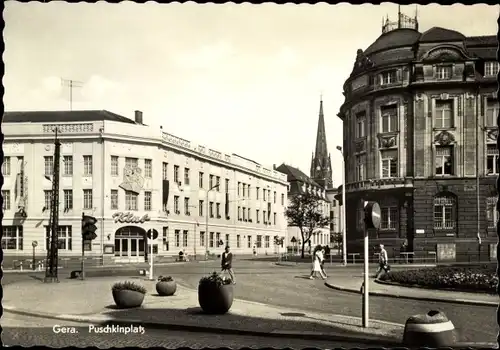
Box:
[221,246,236,284]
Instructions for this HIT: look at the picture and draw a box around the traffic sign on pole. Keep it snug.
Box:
[147,229,159,240]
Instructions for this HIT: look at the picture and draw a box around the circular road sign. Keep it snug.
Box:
[364,201,381,229]
[32,241,38,248]
[147,229,159,240]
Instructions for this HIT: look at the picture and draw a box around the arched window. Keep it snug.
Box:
[433,193,457,230]
[486,197,498,228]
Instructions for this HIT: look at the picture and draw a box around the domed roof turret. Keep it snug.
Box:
[419,27,465,43]
[364,28,421,55]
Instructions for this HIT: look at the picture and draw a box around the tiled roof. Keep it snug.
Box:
[419,27,465,43]
[369,47,415,66]
[364,29,421,55]
[2,110,137,124]
[467,47,497,60]
[275,163,320,187]
[466,35,497,47]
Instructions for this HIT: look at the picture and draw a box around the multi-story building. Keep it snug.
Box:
[2,110,289,264]
[337,12,499,262]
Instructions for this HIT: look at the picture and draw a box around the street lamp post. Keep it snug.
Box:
[336,145,347,266]
[205,183,220,259]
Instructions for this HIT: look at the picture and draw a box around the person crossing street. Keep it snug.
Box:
[221,246,236,284]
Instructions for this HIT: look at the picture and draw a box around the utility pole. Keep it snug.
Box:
[476,84,481,262]
[61,78,83,111]
[44,128,61,283]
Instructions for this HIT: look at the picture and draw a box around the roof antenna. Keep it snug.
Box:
[398,4,401,28]
[61,78,84,111]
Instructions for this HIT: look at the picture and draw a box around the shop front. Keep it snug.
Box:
[114,226,147,263]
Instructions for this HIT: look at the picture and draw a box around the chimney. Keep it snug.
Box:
[273,164,276,170]
[134,110,143,124]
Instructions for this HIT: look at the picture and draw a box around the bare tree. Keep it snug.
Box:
[285,192,331,258]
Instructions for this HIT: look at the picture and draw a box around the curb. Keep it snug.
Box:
[324,281,498,307]
[2,306,402,346]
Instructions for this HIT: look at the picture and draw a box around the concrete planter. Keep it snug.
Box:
[198,283,233,314]
[156,280,177,296]
[112,289,145,309]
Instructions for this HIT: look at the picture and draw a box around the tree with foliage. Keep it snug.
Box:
[285,192,331,258]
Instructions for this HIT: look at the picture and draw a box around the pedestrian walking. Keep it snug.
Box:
[221,246,236,284]
[309,245,327,280]
[320,247,328,278]
[375,244,390,278]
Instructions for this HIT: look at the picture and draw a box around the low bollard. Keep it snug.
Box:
[403,310,456,347]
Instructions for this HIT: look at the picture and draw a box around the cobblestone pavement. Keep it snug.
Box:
[1,313,378,348]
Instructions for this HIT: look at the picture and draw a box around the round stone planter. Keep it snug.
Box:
[112,289,145,309]
[156,280,177,296]
[198,283,234,314]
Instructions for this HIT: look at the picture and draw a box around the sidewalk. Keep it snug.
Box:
[3,276,403,346]
[325,275,499,307]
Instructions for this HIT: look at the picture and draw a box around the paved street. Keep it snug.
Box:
[3,259,497,343]
[2,313,378,348]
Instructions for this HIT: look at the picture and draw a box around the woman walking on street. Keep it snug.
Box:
[309,245,327,280]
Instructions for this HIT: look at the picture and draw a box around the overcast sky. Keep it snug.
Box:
[4,2,498,186]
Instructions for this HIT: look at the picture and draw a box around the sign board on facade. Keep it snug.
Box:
[147,229,159,240]
[415,229,425,234]
[112,212,151,224]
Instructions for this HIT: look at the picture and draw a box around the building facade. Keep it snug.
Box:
[337,13,499,262]
[2,110,289,264]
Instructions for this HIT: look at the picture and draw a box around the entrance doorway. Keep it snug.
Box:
[114,226,146,263]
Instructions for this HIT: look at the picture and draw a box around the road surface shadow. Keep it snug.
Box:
[294,275,312,279]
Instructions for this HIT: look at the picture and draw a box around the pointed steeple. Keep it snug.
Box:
[311,97,333,189]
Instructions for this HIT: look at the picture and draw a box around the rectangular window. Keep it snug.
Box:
[209,202,214,218]
[242,184,246,197]
[380,104,398,133]
[2,190,10,210]
[273,212,277,225]
[256,209,260,223]
[487,144,499,175]
[274,191,277,204]
[435,100,453,128]
[485,61,499,77]
[281,193,285,205]
[125,191,138,211]
[225,179,230,193]
[433,196,456,229]
[200,231,206,247]
[216,176,220,191]
[183,230,188,247]
[256,235,262,248]
[216,203,221,218]
[247,208,251,221]
[125,157,138,168]
[380,70,397,85]
[263,210,266,224]
[45,225,72,250]
[2,156,11,176]
[83,189,93,209]
[162,162,168,180]
[83,155,93,176]
[175,230,180,247]
[225,234,229,248]
[247,235,252,248]
[263,190,267,201]
[63,190,73,210]
[44,190,52,210]
[144,159,152,178]
[238,206,241,221]
[111,156,119,176]
[355,155,365,181]
[111,190,118,210]
[265,236,270,248]
[63,156,73,176]
[184,168,190,185]
[486,98,499,127]
[238,182,241,196]
[209,232,214,248]
[184,198,190,215]
[216,232,221,247]
[380,207,398,230]
[435,146,454,176]
[436,65,452,80]
[2,226,23,250]
[174,165,180,184]
[174,196,179,214]
[236,235,241,248]
[199,200,204,216]
[44,156,53,176]
[248,185,251,199]
[380,150,398,178]
[356,111,366,138]
[163,227,169,251]
[199,172,204,188]
[144,191,152,211]
[487,197,498,228]
[208,175,214,189]
[256,187,260,200]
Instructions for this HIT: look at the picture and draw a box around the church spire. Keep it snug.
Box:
[311,97,333,189]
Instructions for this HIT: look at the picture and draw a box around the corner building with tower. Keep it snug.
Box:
[2,110,288,265]
[337,12,499,262]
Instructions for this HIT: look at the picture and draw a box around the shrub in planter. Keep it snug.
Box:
[198,272,233,314]
[111,281,147,308]
[156,275,177,296]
